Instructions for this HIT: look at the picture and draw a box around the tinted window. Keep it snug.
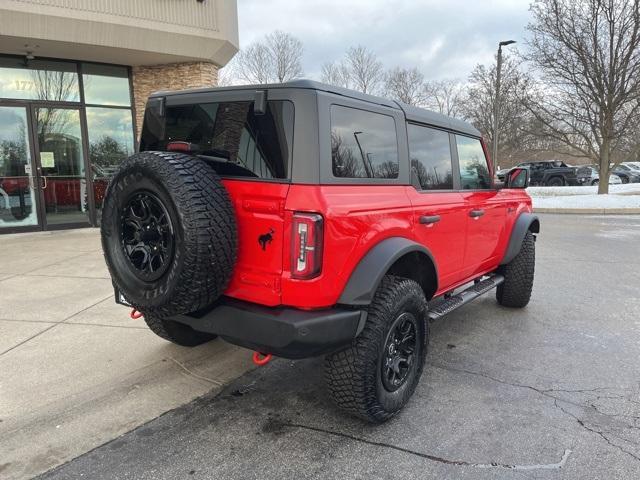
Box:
[331,105,398,179]
[141,100,294,179]
[456,135,491,189]
[82,63,131,106]
[407,124,453,190]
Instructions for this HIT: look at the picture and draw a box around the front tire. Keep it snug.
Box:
[496,231,535,308]
[143,314,217,347]
[324,276,428,423]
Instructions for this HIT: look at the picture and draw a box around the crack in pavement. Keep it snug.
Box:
[430,363,640,463]
[168,357,223,386]
[277,421,572,471]
[554,400,640,463]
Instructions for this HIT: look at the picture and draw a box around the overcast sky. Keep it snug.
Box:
[236,0,533,81]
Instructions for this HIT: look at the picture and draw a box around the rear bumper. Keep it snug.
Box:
[169,298,367,359]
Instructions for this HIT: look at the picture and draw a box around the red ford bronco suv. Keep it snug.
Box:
[101,80,539,423]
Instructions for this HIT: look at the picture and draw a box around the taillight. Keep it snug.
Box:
[166,141,196,152]
[291,212,323,279]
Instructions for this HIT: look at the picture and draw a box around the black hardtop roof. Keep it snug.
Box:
[151,79,481,137]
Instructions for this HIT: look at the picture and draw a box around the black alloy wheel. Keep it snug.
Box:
[381,312,418,392]
[120,191,174,282]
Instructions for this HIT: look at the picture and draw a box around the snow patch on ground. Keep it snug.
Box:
[527,184,640,197]
[528,184,640,210]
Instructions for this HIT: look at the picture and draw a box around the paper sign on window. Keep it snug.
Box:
[40,152,55,168]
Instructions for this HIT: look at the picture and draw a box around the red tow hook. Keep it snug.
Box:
[252,351,272,366]
[130,308,143,320]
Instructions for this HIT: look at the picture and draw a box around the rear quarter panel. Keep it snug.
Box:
[281,185,414,308]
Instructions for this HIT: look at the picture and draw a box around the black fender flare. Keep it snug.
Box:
[500,212,540,265]
[338,237,437,306]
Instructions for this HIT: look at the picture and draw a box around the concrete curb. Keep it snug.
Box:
[533,207,640,214]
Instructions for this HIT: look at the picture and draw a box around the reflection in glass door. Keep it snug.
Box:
[0,106,38,230]
[34,107,90,226]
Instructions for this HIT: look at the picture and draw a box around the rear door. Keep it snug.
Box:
[405,124,468,290]
[455,134,508,277]
[141,91,295,306]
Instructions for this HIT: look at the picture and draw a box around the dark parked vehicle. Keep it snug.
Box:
[497,161,578,186]
[576,166,622,186]
[611,164,640,183]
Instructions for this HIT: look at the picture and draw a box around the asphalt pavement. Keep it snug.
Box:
[40,214,640,479]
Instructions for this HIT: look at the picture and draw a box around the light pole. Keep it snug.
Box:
[492,40,516,172]
[353,131,373,177]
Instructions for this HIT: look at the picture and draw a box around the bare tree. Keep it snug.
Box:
[423,79,465,117]
[216,64,235,87]
[384,67,426,105]
[321,46,383,94]
[461,57,538,168]
[235,43,273,84]
[344,46,384,94]
[266,31,304,82]
[234,31,304,84]
[524,0,640,194]
[321,61,352,89]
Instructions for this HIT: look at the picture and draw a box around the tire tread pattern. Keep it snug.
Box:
[496,230,535,308]
[101,151,237,317]
[324,276,428,423]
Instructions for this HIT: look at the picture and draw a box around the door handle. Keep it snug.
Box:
[469,209,484,218]
[41,176,47,189]
[419,215,441,225]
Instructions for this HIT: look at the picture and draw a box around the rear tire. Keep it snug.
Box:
[591,179,599,186]
[324,276,428,423]
[546,177,563,187]
[496,231,535,308]
[11,206,29,220]
[143,314,217,347]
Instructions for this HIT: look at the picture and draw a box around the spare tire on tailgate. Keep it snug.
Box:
[101,151,237,317]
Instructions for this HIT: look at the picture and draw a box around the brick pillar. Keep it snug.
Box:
[131,62,219,138]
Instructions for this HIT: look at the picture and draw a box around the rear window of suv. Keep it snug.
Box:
[141,100,294,179]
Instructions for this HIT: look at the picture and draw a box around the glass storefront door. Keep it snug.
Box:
[33,106,91,227]
[0,104,93,232]
[0,105,39,230]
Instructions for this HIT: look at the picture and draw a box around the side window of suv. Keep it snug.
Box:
[456,135,491,189]
[407,124,453,190]
[331,105,399,179]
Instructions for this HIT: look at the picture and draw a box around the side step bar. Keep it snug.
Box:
[427,274,504,322]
